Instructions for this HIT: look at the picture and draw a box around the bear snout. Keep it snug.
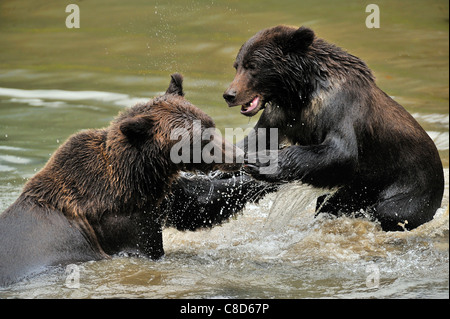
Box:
[223,89,237,106]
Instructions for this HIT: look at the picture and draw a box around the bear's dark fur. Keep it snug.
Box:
[223,25,444,231]
[162,171,276,231]
[0,74,248,286]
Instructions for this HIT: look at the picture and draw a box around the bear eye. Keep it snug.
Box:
[244,62,256,70]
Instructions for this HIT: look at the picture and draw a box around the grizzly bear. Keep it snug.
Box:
[0,73,246,286]
[223,25,444,231]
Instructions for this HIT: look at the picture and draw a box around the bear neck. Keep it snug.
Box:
[278,38,375,110]
[22,130,178,220]
[105,139,178,208]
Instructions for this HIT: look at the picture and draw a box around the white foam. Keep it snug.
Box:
[262,182,329,234]
[8,98,66,108]
[413,113,449,128]
[427,131,449,151]
[0,87,129,102]
[0,155,32,164]
[0,87,148,108]
[0,145,27,152]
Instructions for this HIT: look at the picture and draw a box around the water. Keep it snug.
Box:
[0,0,448,299]
[0,178,448,299]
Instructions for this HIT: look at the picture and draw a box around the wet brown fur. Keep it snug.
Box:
[0,73,239,286]
[224,25,444,231]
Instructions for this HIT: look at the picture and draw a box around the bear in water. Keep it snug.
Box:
[0,73,246,286]
[223,25,444,231]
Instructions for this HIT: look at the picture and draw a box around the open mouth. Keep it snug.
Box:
[240,96,265,116]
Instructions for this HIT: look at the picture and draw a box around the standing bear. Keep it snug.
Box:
[0,73,246,286]
[223,25,444,231]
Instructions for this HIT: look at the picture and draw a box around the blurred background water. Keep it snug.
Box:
[0,0,448,298]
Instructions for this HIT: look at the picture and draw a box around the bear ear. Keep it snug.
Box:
[282,26,315,54]
[165,73,184,96]
[119,116,152,141]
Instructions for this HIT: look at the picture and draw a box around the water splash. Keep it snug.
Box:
[262,182,331,235]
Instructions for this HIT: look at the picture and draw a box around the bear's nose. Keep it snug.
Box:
[223,90,237,104]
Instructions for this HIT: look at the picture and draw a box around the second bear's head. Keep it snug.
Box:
[110,73,244,174]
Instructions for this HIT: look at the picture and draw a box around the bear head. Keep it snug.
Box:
[113,73,243,174]
[223,25,315,117]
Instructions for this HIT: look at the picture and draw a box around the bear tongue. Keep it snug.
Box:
[242,96,260,114]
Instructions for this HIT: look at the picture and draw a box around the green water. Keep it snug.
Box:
[1,0,448,161]
[0,0,448,299]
